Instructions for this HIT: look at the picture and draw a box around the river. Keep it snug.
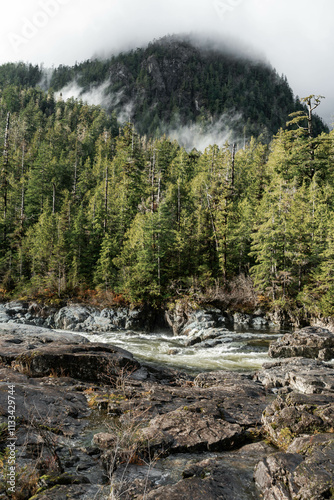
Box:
[79,325,287,374]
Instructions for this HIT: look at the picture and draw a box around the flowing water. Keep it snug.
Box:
[79,325,288,374]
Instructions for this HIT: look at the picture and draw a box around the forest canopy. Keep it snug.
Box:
[0,81,333,323]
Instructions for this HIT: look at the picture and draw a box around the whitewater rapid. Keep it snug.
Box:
[77,327,286,373]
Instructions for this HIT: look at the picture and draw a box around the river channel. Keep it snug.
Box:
[79,325,288,373]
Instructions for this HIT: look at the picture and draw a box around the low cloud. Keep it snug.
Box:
[57,80,110,107]
[162,114,242,151]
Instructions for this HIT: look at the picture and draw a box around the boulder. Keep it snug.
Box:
[140,371,268,455]
[166,306,229,337]
[0,368,89,438]
[13,342,141,384]
[233,312,252,326]
[269,326,334,360]
[53,305,93,330]
[184,327,231,347]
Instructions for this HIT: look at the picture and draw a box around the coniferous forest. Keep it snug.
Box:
[0,58,333,323]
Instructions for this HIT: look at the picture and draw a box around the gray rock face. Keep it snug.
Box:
[233,312,253,325]
[269,326,334,360]
[151,443,274,500]
[165,306,230,336]
[256,357,334,394]
[254,346,334,500]
[142,408,244,454]
[184,326,232,347]
[54,305,92,330]
[262,391,334,449]
[0,367,109,498]
[255,434,334,500]
[0,300,156,333]
[0,323,88,365]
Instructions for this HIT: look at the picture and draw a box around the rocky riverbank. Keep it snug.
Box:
[0,300,277,335]
[0,313,334,498]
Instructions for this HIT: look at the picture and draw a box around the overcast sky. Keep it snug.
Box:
[1,0,333,125]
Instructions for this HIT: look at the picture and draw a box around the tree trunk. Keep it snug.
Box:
[2,112,10,243]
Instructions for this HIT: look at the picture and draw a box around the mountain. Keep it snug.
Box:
[0,35,328,147]
[46,34,327,144]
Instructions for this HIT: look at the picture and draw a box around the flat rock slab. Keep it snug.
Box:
[0,323,142,384]
[113,372,268,428]
[255,433,334,500]
[0,323,88,364]
[0,322,88,341]
[262,391,334,449]
[142,407,244,454]
[140,442,275,500]
[256,357,334,394]
[0,367,110,496]
[269,326,334,360]
[0,368,89,437]
[13,342,141,383]
[93,371,270,458]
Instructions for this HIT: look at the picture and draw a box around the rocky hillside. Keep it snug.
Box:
[48,35,328,141]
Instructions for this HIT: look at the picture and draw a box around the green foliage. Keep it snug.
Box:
[0,74,333,320]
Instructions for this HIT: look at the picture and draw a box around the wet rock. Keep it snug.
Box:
[168,348,180,355]
[2,301,29,316]
[261,391,334,449]
[0,368,89,437]
[0,307,10,323]
[269,326,334,360]
[184,327,231,347]
[165,306,230,337]
[77,314,115,333]
[233,312,252,326]
[256,357,334,394]
[255,434,334,500]
[252,315,269,327]
[0,366,111,497]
